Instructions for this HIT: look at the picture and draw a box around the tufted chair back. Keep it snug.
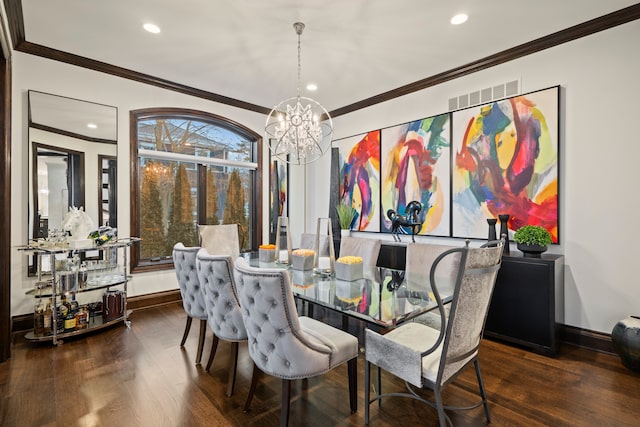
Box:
[195,249,246,341]
[173,243,206,319]
[172,242,207,364]
[233,257,337,378]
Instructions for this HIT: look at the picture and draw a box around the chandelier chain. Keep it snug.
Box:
[296,25,302,99]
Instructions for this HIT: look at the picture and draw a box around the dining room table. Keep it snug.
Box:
[243,252,454,333]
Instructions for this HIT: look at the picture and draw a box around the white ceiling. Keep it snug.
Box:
[19,0,639,113]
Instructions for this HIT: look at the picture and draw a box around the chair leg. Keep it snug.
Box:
[377,366,382,408]
[226,342,239,397]
[348,357,357,414]
[195,319,206,364]
[205,335,219,372]
[364,360,371,425]
[180,316,193,347]
[243,363,260,413]
[434,386,447,427]
[474,360,491,423]
[281,379,292,427]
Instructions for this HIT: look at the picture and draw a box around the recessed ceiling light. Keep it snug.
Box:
[87,123,97,129]
[306,83,318,91]
[143,23,161,34]
[450,13,468,25]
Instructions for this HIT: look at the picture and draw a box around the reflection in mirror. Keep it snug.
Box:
[32,143,85,238]
[98,155,117,228]
[28,91,118,274]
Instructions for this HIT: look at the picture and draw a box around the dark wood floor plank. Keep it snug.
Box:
[1,302,639,426]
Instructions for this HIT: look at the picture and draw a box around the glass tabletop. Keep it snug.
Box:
[244,253,454,330]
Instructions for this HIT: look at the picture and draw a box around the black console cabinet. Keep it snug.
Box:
[484,253,564,356]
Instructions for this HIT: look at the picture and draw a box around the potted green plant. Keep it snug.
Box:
[335,201,356,237]
[513,225,552,257]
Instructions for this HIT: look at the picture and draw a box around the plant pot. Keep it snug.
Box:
[516,243,547,258]
[291,254,314,270]
[258,248,276,263]
[340,229,350,238]
[335,261,363,281]
[612,315,640,372]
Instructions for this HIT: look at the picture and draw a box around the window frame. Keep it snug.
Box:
[130,107,262,273]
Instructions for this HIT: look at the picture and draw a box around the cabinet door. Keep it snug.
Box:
[485,257,556,354]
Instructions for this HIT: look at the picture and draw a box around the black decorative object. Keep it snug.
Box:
[498,214,510,254]
[386,201,424,243]
[487,218,497,241]
[612,315,640,372]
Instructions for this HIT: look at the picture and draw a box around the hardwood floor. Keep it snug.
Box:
[1,303,639,426]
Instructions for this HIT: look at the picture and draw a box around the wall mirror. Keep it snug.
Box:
[28,90,118,273]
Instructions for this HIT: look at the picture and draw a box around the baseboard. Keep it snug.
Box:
[127,289,182,311]
[11,313,32,334]
[11,289,182,333]
[560,324,615,355]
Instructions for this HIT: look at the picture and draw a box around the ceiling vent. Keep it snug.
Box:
[448,79,520,111]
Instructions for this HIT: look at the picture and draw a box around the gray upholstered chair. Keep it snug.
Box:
[406,243,462,329]
[364,240,504,427]
[232,257,359,426]
[338,236,382,328]
[172,243,207,364]
[339,236,381,281]
[197,224,241,261]
[195,249,251,397]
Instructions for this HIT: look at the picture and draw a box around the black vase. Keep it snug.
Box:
[612,315,640,372]
[487,218,497,241]
[498,214,510,254]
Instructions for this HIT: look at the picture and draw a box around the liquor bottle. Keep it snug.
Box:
[64,310,76,331]
[75,306,88,330]
[34,302,45,337]
[43,299,52,335]
[55,303,65,334]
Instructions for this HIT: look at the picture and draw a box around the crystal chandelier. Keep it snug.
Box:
[265,22,333,165]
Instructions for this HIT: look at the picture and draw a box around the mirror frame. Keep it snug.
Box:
[27,90,118,275]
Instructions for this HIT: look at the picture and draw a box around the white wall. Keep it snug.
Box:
[10,52,267,316]
[308,20,640,334]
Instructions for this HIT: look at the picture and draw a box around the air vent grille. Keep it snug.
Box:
[448,79,520,111]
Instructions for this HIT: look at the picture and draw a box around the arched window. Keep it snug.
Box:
[130,108,262,272]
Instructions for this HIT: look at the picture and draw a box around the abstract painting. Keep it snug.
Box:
[452,86,559,242]
[269,152,288,243]
[334,131,381,232]
[381,114,451,237]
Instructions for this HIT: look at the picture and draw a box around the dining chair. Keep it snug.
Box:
[195,249,251,397]
[339,236,381,281]
[406,242,461,330]
[364,240,504,426]
[232,257,359,426]
[172,242,207,364]
[299,232,330,255]
[338,236,382,330]
[197,224,241,261]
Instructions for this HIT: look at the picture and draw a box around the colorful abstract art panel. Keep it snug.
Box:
[380,114,451,237]
[269,154,288,243]
[452,86,559,242]
[335,131,381,232]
